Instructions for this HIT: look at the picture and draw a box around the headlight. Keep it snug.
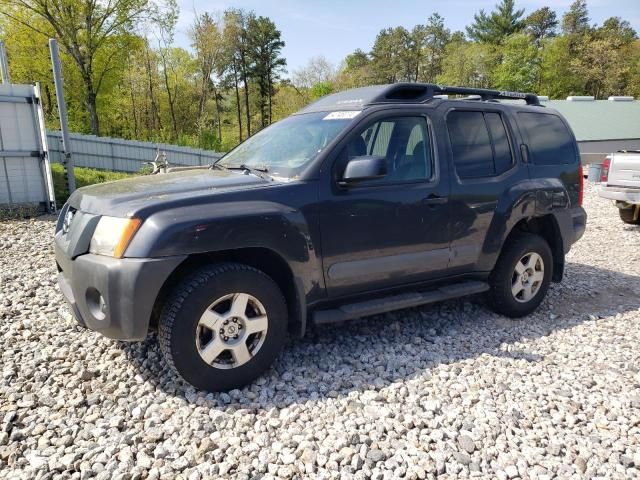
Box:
[90,216,141,258]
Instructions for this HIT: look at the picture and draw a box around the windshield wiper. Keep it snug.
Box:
[227,164,272,180]
[209,162,229,171]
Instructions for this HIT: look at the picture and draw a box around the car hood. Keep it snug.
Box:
[67,169,272,217]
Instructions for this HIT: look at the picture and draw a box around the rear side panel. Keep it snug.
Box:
[514,108,582,208]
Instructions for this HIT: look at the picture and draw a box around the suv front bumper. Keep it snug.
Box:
[55,241,185,340]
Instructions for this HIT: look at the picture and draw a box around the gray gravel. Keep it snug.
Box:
[1,183,640,479]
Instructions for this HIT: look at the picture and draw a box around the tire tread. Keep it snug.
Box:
[158,262,285,387]
[488,232,552,318]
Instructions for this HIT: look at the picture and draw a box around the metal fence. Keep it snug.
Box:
[0,83,55,212]
[46,131,223,173]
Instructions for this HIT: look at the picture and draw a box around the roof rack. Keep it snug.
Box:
[370,83,541,106]
[295,83,542,115]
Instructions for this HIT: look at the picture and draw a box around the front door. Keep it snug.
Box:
[319,112,451,298]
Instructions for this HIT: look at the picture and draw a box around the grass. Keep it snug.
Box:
[51,163,133,205]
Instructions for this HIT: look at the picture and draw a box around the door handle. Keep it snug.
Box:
[423,194,447,205]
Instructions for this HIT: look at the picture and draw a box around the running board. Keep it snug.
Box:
[312,281,489,325]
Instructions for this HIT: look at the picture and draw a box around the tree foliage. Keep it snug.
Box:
[466,0,525,44]
[562,0,590,35]
[0,0,638,154]
[525,7,558,46]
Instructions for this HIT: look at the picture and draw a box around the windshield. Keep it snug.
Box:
[217,111,357,178]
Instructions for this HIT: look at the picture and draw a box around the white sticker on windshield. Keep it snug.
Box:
[323,111,361,120]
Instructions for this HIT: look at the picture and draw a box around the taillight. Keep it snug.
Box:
[601,157,611,183]
[578,163,584,206]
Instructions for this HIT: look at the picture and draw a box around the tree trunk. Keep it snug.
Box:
[240,50,251,136]
[198,68,209,120]
[44,84,53,117]
[162,55,179,140]
[268,71,273,124]
[129,74,139,138]
[86,89,100,136]
[144,46,162,135]
[259,83,266,128]
[214,86,222,145]
[233,64,243,142]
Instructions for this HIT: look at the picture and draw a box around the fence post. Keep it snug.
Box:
[49,39,76,193]
[0,41,10,84]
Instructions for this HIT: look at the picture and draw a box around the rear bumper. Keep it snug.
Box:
[598,185,640,204]
[55,242,185,340]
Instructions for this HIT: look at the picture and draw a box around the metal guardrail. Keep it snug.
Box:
[46,131,223,173]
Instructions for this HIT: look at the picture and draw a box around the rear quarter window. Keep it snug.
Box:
[517,112,577,165]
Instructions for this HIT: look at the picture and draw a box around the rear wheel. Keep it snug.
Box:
[488,233,553,318]
[619,206,640,225]
[158,263,287,391]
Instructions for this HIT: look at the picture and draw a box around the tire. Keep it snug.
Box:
[158,262,288,391]
[619,207,640,225]
[487,232,553,318]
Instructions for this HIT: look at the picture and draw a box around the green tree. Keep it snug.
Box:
[598,17,637,46]
[525,7,558,46]
[493,33,540,91]
[223,8,255,138]
[562,0,590,35]
[466,0,525,44]
[418,13,451,82]
[1,0,172,135]
[310,82,334,99]
[339,49,373,88]
[190,12,226,146]
[248,15,286,127]
[370,27,415,82]
[437,37,497,87]
[539,35,582,97]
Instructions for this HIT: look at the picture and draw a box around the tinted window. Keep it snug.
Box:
[517,112,576,165]
[485,112,513,174]
[447,111,494,178]
[344,116,433,184]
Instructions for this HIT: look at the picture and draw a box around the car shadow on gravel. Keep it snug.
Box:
[119,261,640,409]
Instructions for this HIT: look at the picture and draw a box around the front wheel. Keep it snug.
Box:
[487,233,553,318]
[158,263,288,391]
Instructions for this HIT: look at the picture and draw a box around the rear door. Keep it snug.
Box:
[444,105,529,273]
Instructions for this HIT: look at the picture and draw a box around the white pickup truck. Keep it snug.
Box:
[598,151,640,225]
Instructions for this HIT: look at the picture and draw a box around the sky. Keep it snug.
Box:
[175,0,640,74]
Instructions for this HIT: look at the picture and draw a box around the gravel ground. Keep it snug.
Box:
[1,183,639,480]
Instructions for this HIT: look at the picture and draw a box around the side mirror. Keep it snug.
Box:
[340,155,387,185]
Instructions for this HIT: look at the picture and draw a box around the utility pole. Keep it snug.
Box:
[49,38,76,193]
[0,41,10,84]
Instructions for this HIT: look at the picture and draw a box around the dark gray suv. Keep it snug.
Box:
[55,83,587,391]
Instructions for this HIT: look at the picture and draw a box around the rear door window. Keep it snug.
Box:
[485,113,513,175]
[447,110,514,179]
[517,112,576,165]
[447,111,494,178]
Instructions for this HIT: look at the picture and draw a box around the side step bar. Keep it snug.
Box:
[312,281,489,325]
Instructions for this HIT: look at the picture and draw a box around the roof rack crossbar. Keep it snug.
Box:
[432,85,540,106]
[372,83,541,106]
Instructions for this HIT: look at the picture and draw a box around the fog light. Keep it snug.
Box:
[86,287,106,321]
